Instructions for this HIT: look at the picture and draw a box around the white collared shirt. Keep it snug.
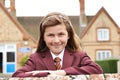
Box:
[50,49,65,66]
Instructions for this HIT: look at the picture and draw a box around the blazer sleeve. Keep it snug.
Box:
[12,54,49,77]
[64,52,103,75]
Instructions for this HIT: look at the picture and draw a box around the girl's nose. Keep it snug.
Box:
[54,36,60,42]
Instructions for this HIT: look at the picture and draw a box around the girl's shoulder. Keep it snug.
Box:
[73,51,87,56]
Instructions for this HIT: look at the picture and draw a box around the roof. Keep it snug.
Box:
[80,7,120,38]
[17,16,80,40]
[0,3,36,43]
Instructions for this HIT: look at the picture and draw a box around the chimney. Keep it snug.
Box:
[0,0,16,16]
[10,0,16,16]
[79,0,87,27]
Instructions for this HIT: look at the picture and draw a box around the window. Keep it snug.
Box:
[7,52,15,62]
[5,0,10,8]
[97,29,109,41]
[96,50,112,60]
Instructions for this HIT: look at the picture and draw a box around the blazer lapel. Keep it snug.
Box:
[62,50,74,69]
[42,51,56,70]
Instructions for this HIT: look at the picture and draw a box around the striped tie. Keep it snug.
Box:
[54,57,61,70]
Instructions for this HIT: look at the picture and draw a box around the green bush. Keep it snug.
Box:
[20,54,29,66]
[95,58,119,73]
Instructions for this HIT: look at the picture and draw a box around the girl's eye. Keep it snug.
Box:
[59,33,65,36]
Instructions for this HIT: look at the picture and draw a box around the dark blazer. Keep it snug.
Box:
[12,49,103,77]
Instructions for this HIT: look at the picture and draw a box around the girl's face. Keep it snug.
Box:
[44,24,69,55]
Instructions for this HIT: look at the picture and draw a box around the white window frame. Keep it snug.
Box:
[5,44,16,74]
[97,29,109,41]
[0,44,16,74]
[5,0,10,8]
[96,50,112,60]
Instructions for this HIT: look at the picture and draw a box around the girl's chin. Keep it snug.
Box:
[51,50,62,54]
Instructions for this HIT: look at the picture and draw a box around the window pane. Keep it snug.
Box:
[5,0,10,8]
[7,64,15,72]
[98,52,101,60]
[102,52,105,59]
[7,52,15,62]
[98,30,102,40]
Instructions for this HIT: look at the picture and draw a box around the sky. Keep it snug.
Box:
[15,0,120,26]
[15,0,80,16]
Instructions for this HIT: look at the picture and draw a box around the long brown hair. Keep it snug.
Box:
[36,12,82,53]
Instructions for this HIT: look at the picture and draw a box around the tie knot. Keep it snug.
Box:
[54,57,61,62]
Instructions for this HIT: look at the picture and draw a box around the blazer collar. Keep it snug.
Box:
[62,49,74,69]
[42,51,56,70]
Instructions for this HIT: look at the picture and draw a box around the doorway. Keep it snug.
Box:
[0,52,3,73]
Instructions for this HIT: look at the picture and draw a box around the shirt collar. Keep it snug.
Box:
[50,49,65,61]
